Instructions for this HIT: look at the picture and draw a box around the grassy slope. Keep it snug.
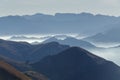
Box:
[0,61,31,80]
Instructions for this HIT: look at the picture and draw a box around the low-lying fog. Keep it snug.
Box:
[0,34,78,43]
[0,34,120,66]
[90,48,120,66]
[88,42,120,66]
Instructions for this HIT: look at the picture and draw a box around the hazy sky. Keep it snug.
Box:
[0,0,120,16]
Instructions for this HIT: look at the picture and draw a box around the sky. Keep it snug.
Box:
[0,0,120,16]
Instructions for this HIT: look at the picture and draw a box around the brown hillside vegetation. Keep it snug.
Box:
[0,60,31,80]
[25,71,48,80]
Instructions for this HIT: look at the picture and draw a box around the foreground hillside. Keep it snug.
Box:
[0,39,120,80]
[0,61,31,80]
[32,47,120,80]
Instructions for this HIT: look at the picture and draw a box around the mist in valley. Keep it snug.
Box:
[0,34,120,66]
[90,47,120,66]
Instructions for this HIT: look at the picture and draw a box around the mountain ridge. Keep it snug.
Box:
[32,47,120,80]
[0,39,70,62]
[0,12,119,35]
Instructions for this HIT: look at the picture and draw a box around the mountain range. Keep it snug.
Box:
[1,12,120,80]
[0,39,69,62]
[0,39,120,80]
[43,36,98,50]
[0,12,120,35]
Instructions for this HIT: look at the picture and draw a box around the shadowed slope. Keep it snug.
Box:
[32,47,120,80]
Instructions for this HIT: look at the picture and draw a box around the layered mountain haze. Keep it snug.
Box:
[0,12,120,80]
[0,39,120,80]
[1,37,120,65]
[43,36,99,50]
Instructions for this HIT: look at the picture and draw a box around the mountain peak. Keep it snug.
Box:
[32,47,120,80]
[42,41,68,47]
[57,47,106,64]
[59,47,87,55]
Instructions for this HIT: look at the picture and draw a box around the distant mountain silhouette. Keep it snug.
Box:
[32,47,120,80]
[84,26,120,43]
[0,39,69,62]
[43,37,99,49]
[0,13,119,35]
[83,33,106,42]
